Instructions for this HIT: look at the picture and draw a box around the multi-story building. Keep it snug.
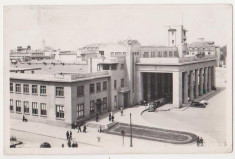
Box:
[9,25,217,127]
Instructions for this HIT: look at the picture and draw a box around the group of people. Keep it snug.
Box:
[108,112,115,122]
[196,136,204,146]
[72,122,87,133]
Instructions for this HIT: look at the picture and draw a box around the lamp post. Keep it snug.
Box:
[130,113,133,147]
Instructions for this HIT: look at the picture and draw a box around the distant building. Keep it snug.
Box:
[9,25,217,127]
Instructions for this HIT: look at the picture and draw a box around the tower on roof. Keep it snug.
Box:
[168,25,188,47]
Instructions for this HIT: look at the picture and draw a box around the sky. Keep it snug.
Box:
[4,5,232,51]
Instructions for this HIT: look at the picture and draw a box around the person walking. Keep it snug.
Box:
[96,113,99,122]
[109,112,111,121]
[83,125,87,133]
[112,115,114,122]
[121,107,123,116]
[67,139,71,147]
[66,131,69,140]
[77,124,82,133]
[70,131,72,140]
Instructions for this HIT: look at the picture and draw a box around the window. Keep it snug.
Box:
[96,83,101,92]
[174,51,178,57]
[23,84,29,94]
[77,104,84,118]
[56,87,64,97]
[114,80,117,89]
[103,64,110,70]
[10,99,13,111]
[157,51,162,57]
[97,64,101,71]
[103,81,107,91]
[32,102,38,115]
[10,83,13,92]
[77,86,84,96]
[143,52,149,58]
[24,101,29,114]
[121,79,124,87]
[121,64,124,70]
[103,97,107,110]
[16,100,21,113]
[40,85,46,95]
[111,64,117,70]
[90,100,95,115]
[32,85,38,94]
[99,51,104,56]
[163,51,168,57]
[151,51,155,57]
[15,84,21,93]
[114,96,117,107]
[169,51,173,57]
[40,103,47,116]
[56,105,64,118]
[90,84,95,93]
[172,40,174,44]
[172,31,174,36]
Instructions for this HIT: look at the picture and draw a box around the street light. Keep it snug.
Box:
[130,113,133,147]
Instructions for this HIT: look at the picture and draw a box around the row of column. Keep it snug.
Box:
[183,65,216,104]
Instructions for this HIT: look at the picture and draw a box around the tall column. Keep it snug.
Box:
[199,68,204,96]
[211,65,216,89]
[154,74,158,99]
[204,67,208,94]
[195,69,199,98]
[147,73,151,102]
[183,71,188,103]
[208,67,212,92]
[189,70,194,100]
[173,72,182,108]
[136,72,143,104]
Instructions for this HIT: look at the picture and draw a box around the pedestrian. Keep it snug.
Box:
[96,113,99,122]
[112,115,114,122]
[66,131,69,140]
[99,125,102,133]
[78,124,82,133]
[62,144,64,148]
[121,107,123,116]
[83,125,87,133]
[67,139,71,147]
[109,113,111,121]
[70,131,72,140]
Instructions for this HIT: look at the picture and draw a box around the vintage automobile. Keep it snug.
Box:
[40,142,51,148]
[148,97,169,112]
[191,100,206,108]
[199,100,208,105]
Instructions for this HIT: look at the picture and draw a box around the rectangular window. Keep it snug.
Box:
[169,51,173,57]
[172,40,174,44]
[114,80,117,89]
[121,79,124,87]
[40,85,46,95]
[143,52,149,58]
[90,100,95,115]
[40,103,47,116]
[96,82,101,92]
[23,84,29,94]
[103,97,107,110]
[77,86,84,97]
[121,64,124,70]
[151,51,155,57]
[16,100,21,113]
[174,51,178,57]
[114,96,117,107]
[157,51,162,57]
[15,84,21,93]
[103,81,107,91]
[10,99,13,111]
[56,105,64,118]
[77,104,84,118]
[10,83,13,92]
[163,51,168,57]
[23,101,29,114]
[103,64,110,70]
[111,64,117,70]
[90,84,95,93]
[32,102,38,115]
[32,85,38,94]
[56,87,64,97]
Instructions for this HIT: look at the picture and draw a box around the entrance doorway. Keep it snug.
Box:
[123,93,129,108]
[96,99,102,113]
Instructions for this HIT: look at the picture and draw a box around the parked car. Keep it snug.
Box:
[40,142,51,148]
[191,101,206,108]
[199,100,208,105]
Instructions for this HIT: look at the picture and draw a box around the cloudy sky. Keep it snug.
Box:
[4,5,232,51]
